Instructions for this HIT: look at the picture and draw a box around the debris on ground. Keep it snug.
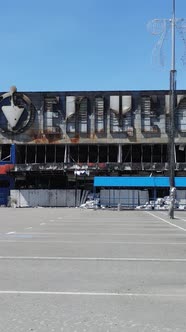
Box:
[135,195,183,210]
[80,199,100,209]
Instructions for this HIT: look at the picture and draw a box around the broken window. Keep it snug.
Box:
[176,145,186,162]
[122,145,131,163]
[16,145,26,164]
[70,145,78,163]
[44,97,61,134]
[142,145,151,163]
[152,145,161,163]
[77,97,88,134]
[176,96,186,132]
[95,97,105,133]
[79,145,88,163]
[66,96,89,135]
[46,145,55,163]
[66,96,76,133]
[26,145,36,163]
[89,145,98,163]
[56,145,65,163]
[141,96,159,133]
[0,145,11,162]
[36,145,46,163]
[132,145,141,163]
[162,145,168,162]
[99,146,108,162]
[110,96,133,135]
[109,145,118,162]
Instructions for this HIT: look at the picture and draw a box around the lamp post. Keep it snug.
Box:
[168,0,176,219]
[149,0,186,217]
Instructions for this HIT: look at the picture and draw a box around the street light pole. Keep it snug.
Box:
[168,0,176,219]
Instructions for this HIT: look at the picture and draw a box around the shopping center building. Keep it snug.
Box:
[1,86,186,207]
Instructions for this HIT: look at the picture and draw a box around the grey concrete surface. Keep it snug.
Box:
[0,208,186,331]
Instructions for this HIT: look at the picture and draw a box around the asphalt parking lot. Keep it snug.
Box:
[0,207,186,332]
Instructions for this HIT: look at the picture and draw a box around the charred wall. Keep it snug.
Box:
[1,88,186,190]
[0,89,186,145]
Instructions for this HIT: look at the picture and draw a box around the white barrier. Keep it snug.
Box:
[10,189,82,207]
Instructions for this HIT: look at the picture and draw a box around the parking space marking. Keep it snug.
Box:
[0,256,186,262]
[175,217,186,222]
[145,211,186,232]
[0,240,185,245]
[159,211,186,223]
[0,290,186,297]
[7,232,181,236]
[48,220,159,224]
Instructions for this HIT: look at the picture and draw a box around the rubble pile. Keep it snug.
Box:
[135,195,183,210]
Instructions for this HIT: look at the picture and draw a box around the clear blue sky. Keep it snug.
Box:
[1,0,186,92]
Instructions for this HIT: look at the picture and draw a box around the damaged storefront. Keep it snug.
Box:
[1,87,186,207]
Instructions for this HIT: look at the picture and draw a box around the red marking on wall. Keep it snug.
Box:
[87,163,95,167]
[70,135,80,143]
[0,164,14,175]
[98,163,106,168]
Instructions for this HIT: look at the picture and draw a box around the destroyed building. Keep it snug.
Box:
[0,86,186,207]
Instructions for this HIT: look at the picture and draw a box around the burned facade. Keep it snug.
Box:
[0,87,186,206]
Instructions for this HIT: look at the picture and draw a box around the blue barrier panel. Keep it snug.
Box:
[0,175,14,206]
[94,176,186,188]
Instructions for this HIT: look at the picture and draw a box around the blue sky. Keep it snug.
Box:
[1,0,186,92]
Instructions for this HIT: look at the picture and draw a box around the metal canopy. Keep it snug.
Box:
[94,177,186,188]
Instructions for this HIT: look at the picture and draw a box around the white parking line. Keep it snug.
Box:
[159,211,186,224]
[0,256,186,262]
[8,232,181,236]
[50,220,159,224]
[176,217,186,222]
[145,211,186,232]
[0,290,185,297]
[0,240,186,245]
[6,232,16,235]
